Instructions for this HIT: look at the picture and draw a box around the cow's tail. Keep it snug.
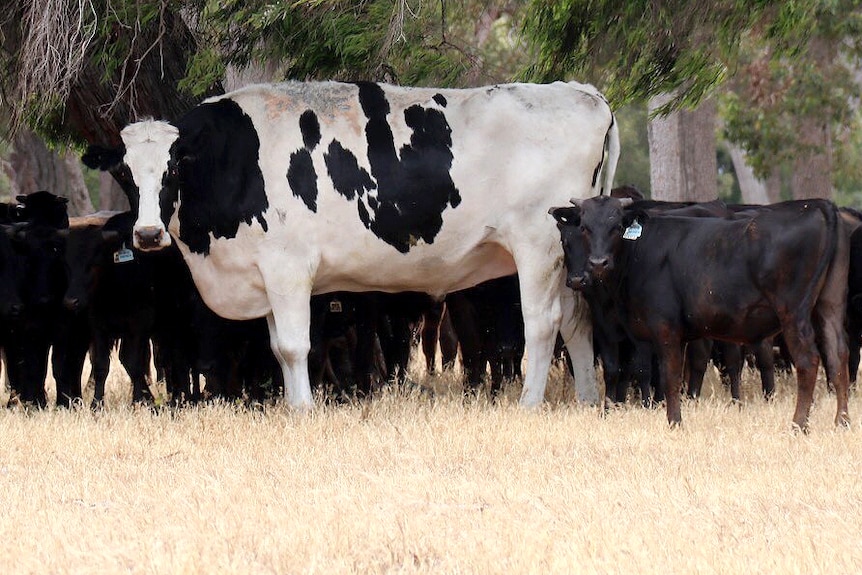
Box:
[601,114,620,196]
[591,110,619,197]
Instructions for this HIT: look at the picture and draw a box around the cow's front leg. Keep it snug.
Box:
[266,296,314,410]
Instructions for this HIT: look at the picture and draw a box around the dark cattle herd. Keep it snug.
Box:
[0,191,529,407]
[1,80,859,432]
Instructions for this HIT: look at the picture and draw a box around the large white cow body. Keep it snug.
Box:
[120,80,618,408]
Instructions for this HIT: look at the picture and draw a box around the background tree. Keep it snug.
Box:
[0,0,219,208]
[522,0,862,202]
[723,4,862,201]
[0,1,529,208]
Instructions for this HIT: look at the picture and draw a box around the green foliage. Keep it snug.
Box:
[521,0,811,112]
[834,109,862,208]
[721,1,862,183]
[90,0,171,83]
[180,0,528,92]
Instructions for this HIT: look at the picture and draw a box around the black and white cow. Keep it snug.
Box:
[94,81,618,409]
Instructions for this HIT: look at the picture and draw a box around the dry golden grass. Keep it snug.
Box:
[0,355,860,574]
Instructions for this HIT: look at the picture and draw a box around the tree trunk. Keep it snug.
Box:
[765,170,782,204]
[647,95,717,201]
[791,117,833,200]
[99,172,129,212]
[7,130,65,197]
[791,35,834,200]
[4,129,95,216]
[61,150,95,216]
[728,145,770,204]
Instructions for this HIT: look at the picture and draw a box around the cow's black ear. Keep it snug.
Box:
[101,230,122,244]
[622,207,649,228]
[549,206,581,227]
[851,294,862,314]
[82,145,125,171]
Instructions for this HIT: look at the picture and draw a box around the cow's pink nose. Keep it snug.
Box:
[134,226,168,251]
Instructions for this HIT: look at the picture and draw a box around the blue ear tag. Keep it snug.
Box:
[329,299,343,313]
[113,244,134,264]
[623,219,642,241]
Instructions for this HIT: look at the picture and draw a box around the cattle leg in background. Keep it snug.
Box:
[557,286,599,406]
[712,341,745,402]
[421,301,458,375]
[438,308,458,372]
[52,313,90,407]
[750,340,776,399]
[118,335,154,403]
[4,340,51,407]
[445,292,486,394]
[89,336,112,407]
[420,301,445,375]
[624,341,657,407]
[685,339,711,399]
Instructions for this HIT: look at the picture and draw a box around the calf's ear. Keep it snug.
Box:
[549,206,581,227]
[622,207,649,229]
[101,230,122,244]
[82,145,126,171]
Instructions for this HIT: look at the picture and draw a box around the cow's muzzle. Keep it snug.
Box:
[566,275,589,290]
[587,256,612,280]
[133,226,170,251]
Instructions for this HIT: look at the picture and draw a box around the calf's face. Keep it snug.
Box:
[550,196,634,287]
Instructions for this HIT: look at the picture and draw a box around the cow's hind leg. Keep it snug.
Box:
[512,265,562,406]
[780,317,821,432]
[266,296,314,410]
[813,304,851,427]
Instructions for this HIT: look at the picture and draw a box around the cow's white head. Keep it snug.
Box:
[121,120,179,251]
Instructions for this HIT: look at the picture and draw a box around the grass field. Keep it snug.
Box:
[0,355,860,574]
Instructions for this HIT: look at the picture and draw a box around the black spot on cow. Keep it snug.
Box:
[357,199,371,229]
[299,110,321,150]
[433,93,447,107]
[288,110,322,213]
[288,150,318,212]
[169,99,269,255]
[324,141,374,201]
[321,82,461,253]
